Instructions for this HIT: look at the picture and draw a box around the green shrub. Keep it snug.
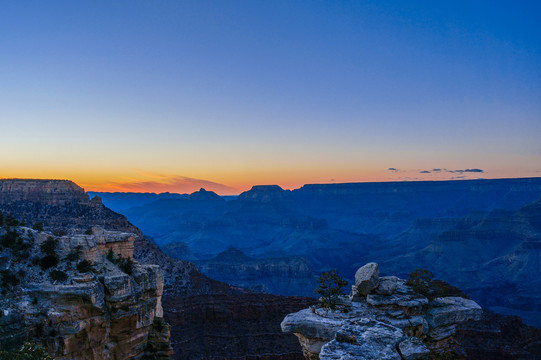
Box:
[49,270,68,282]
[106,248,117,264]
[40,237,58,256]
[76,260,94,273]
[85,228,93,235]
[118,257,134,275]
[39,254,59,270]
[315,270,348,309]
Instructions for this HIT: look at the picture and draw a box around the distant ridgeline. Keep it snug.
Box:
[97,177,541,327]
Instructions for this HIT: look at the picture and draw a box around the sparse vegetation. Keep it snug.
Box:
[0,342,53,360]
[406,268,434,296]
[49,270,68,282]
[106,248,116,263]
[118,257,134,275]
[76,259,94,273]
[107,248,135,275]
[315,270,348,309]
[38,237,60,270]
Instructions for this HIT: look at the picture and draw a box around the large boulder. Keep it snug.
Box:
[353,262,379,296]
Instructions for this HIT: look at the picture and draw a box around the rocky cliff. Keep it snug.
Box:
[0,179,139,234]
[0,179,313,359]
[282,262,541,359]
[0,224,172,359]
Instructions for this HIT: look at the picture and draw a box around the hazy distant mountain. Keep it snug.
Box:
[88,191,188,212]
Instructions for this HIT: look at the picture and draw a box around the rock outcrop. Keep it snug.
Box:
[0,225,172,359]
[282,262,485,359]
[0,179,139,234]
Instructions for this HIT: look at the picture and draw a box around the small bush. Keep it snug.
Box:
[406,269,434,296]
[49,270,68,282]
[85,228,93,235]
[0,211,3,226]
[1,229,20,249]
[315,270,348,309]
[0,269,20,289]
[118,257,134,275]
[39,254,59,270]
[76,260,94,273]
[40,237,58,256]
[32,222,44,232]
[106,248,117,264]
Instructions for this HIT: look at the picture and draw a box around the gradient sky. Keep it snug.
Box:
[1,1,540,194]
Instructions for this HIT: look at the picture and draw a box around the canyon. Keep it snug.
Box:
[0,179,312,359]
[96,178,541,327]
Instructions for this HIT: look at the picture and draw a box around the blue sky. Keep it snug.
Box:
[1,1,540,193]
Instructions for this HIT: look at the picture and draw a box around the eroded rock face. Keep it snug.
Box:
[0,226,172,359]
[282,262,484,360]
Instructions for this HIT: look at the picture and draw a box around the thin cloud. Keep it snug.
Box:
[419,170,431,174]
[447,168,484,174]
[387,168,399,172]
[432,169,441,172]
[102,174,239,195]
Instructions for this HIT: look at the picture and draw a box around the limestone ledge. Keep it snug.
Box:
[281,262,483,360]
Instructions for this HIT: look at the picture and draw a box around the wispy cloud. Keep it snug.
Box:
[446,168,484,174]
[419,170,431,174]
[387,167,400,172]
[101,173,239,194]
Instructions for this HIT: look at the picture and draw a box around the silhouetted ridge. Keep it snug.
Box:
[238,184,288,202]
[188,188,225,202]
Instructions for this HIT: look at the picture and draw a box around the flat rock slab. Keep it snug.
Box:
[398,337,430,360]
[426,297,483,329]
[320,319,403,360]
